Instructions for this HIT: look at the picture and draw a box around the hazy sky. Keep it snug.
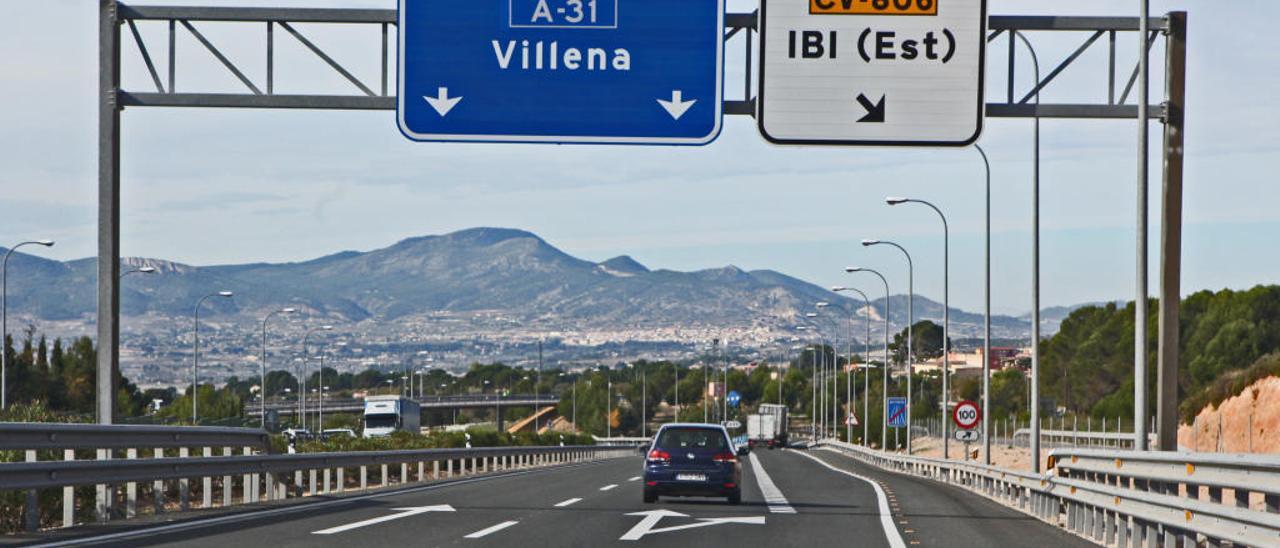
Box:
[1,0,1275,314]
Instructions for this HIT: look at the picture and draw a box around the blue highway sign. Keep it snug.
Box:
[397,0,725,144]
[727,390,741,407]
[887,397,908,429]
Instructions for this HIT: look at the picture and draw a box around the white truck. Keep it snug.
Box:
[747,403,789,449]
[362,395,421,438]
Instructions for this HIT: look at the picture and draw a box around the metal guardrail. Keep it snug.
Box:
[1,423,629,535]
[0,444,619,491]
[1012,428,1153,450]
[593,436,650,447]
[816,440,1280,548]
[0,422,271,452]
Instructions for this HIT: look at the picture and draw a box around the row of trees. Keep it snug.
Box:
[1040,285,1280,421]
[2,330,155,420]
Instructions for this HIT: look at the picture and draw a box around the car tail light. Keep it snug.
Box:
[723,483,737,488]
[712,452,737,463]
[647,449,670,463]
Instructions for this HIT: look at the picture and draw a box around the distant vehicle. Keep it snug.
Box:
[747,403,789,449]
[321,428,356,440]
[643,423,747,505]
[362,396,421,438]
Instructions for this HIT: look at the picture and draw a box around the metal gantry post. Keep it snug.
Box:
[1156,11,1187,451]
[1134,0,1151,454]
[97,0,122,425]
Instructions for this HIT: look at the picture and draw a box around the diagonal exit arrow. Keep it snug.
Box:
[312,504,456,535]
[620,510,764,541]
[856,93,886,123]
[647,515,767,535]
[619,509,689,541]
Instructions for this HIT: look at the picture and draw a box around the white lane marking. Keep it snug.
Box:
[312,505,455,535]
[465,520,520,539]
[795,451,907,548]
[620,510,687,541]
[554,497,583,507]
[628,476,641,482]
[649,516,766,535]
[600,483,618,491]
[620,510,765,541]
[29,459,613,548]
[747,452,796,514]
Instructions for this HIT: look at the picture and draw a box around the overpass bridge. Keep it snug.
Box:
[247,394,561,418]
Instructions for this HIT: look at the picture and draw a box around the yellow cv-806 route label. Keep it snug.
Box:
[810,0,938,16]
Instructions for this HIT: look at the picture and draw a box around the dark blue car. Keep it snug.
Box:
[643,423,746,504]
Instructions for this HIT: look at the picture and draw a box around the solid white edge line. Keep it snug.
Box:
[27,459,616,548]
[746,452,796,514]
[464,520,520,539]
[794,450,907,548]
[600,484,618,491]
[554,497,583,507]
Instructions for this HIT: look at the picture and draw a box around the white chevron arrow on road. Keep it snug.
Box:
[657,90,697,120]
[424,87,463,116]
[312,504,456,535]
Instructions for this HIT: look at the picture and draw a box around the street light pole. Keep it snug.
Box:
[1,239,54,410]
[886,197,950,458]
[975,144,994,464]
[192,291,233,424]
[833,286,870,444]
[847,267,889,451]
[260,307,296,429]
[1013,30,1045,470]
[829,289,870,443]
[864,240,915,454]
[815,302,830,438]
[300,325,333,431]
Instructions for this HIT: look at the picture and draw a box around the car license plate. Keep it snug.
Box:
[676,473,707,482]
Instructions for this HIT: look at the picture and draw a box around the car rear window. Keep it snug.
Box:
[656,427,729,450]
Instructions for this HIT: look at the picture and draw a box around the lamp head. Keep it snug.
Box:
[320,325,334,331]
[217,291,234,297]
[281,307,297,314]
[139,266,157,274]
[861,239,880,246]
[831,286,846,292]
[885,197,909,205]
[804,312,818,318]
[845,267,862,273]
[36,240,54,247]
[815,302,830,308]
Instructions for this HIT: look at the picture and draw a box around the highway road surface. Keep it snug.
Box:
[34,448,1094,547]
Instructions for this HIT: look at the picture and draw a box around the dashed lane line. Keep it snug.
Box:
[465,520,520,539]
[629,476,641,482]
[600,484,618,491]
[554,497,583,507]
[793,451,908,548]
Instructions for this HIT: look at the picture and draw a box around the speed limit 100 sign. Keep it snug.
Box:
[952,400,981,430]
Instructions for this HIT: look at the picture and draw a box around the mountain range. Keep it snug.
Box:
[1,227,1050,340]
